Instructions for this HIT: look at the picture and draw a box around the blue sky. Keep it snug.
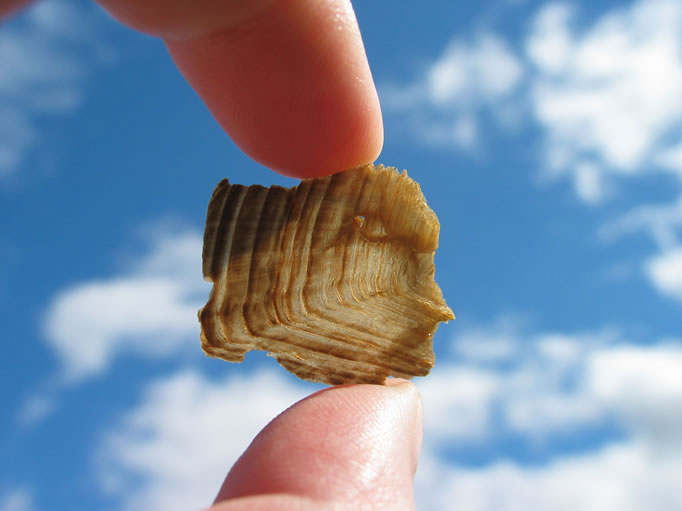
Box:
[2,0,682,510]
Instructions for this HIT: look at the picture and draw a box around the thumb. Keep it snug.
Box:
[210,380,423,511]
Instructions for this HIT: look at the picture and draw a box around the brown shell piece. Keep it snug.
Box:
[199,164,454,385]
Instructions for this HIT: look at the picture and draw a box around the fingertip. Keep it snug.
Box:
[163,0,384,178]
[215,382,422,508]
[97,0,383,177]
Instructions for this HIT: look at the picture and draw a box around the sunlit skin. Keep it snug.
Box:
[1,1,421,509]
[211,380,422,511]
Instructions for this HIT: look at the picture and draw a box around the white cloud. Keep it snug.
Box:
[573,160,605,204]
[97,369,309,511]
[418,365,500,441]
[413,324,682,510]
[601,195,682,248]
[525,3,573,76]
[589,345,682,444]
[529,0,682,299]
[450,316,522,363]
[431,327,682,443]
[646,247,682,300]
[422,328,614,440]
[43,229,208,382]
[384,0,682,204]
[381,33,522,149]
[0,489,33,511]
[452,114,478,149]
[655,141,682,177]
[417,442,682,511]
[15,393,57,426]
[426,33,523,106]
[0,0,108,177]
[429,326,619,439]
[601,195,682,299]
[528,0,682,199]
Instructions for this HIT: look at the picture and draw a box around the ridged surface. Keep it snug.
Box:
[199,164,454,385]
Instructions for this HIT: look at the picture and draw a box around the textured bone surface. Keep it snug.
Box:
[199,164,454,385]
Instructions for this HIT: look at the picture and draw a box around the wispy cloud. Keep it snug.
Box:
[414,322,682,510]
[381,32,523,150]
[15,393,57,427]
[417,441,682,511]
[528,0,682,199]
[43,226,208,382]
[383,0,682,204]
[0,0,110,178]
[601,195,682,301]
[97,370,309,511]
[421,326,614,443]
[646,247,682,300]
[0,489,33,511]
[601,196,682,248]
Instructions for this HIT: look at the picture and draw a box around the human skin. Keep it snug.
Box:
[210,380,422,511]
[1,1,421,509]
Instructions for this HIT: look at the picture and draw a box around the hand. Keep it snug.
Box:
[1,2,418,509]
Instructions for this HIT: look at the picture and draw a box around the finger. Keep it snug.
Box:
[96,0,384,178]
[210,380,423,510]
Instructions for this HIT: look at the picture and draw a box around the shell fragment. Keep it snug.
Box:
[199,164,454,384]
